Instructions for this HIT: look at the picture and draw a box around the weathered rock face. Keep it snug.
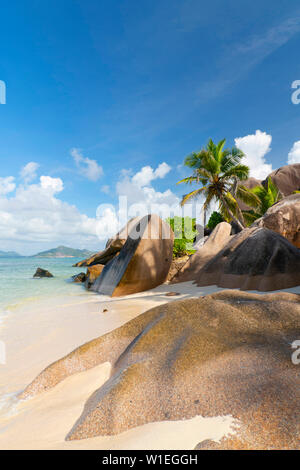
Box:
[166,255,190,282]
[74,241,122,267]
[172,222,232,283]
[71,272,86,283]
[264,163,300,196]
[33,268,53,278]
[20,291,300,448]
[85,265,104,289]
[254,194,300,248]
[91,214,174,296]
[194,227,300,291]
[193,235,208,250]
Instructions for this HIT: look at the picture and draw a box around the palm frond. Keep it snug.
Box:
[222,164,249,181]
[223,191,245,226]
[202,189,215,211]
[177,138,250,230]
[200,151,220,175]
[180,187,208,206]
[177,176,198,185]
[216,138,226,162]
[219,200,234,223]
[236,185,260,208]
[242,210,261,226]
[184,151,204,169]
[266,177,281,203]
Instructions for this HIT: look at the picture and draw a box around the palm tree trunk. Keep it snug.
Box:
[235,203,246,228]
[218,192,245,231]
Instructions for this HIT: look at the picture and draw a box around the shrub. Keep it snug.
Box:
[166,216,198,258]
[207,211,224,230]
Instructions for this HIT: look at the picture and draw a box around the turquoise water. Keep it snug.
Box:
[0,257,87,312]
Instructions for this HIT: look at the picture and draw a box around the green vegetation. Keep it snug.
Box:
[207,211,224,230]
[177,138,259,230]
[166,216,198,258]
[242,178,282,225]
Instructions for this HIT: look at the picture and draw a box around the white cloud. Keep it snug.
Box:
[235,130,273,179]
[92,165,179,241]
[20,162,39,183]
[132,162,171,187]
[40,175,64,193]
[111,162,207,232]
[0,175,102,254]
[154,162,172,178]
[70,148,103,181]
[0,176,16,195]
[0,163,181,253]
[117,164,179,217]
[91,163,186,241]
[288,141,300,164]
[95,206,119,240]
[0,161,206,253]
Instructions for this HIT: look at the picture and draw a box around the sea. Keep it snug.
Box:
[0,257,87,316]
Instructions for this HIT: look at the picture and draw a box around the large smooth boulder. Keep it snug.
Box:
[172,222,232,283]
[85,265,104,289]
[71,272,86,283]
[33,267,53,278]
[264,163,300,196]
[254,194,300,248]
[20,291,300,448]
[91,214,174,296]
[194,227,300,291]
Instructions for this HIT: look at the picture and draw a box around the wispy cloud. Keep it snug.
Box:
[235,16,300,57]
[197,13,300,102]
[20,161,39,184]
[70,148,103,182]
[101,185,110,194]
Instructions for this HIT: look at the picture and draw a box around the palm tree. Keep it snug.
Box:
[242,178,282,225]
[177,138,258,231]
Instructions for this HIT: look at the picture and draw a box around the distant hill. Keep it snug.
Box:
[0,250,22,258]
[32,246,95,259]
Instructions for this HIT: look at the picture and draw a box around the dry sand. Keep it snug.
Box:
[0,282,299,449]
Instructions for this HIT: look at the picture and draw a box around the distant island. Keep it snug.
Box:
[0,246,95,259]
[32,246,95,259]
[0,250,23,258]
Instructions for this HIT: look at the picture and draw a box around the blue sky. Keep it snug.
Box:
[1,0,300,254]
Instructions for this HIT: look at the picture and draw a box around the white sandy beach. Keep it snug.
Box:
[0,281,299,450]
